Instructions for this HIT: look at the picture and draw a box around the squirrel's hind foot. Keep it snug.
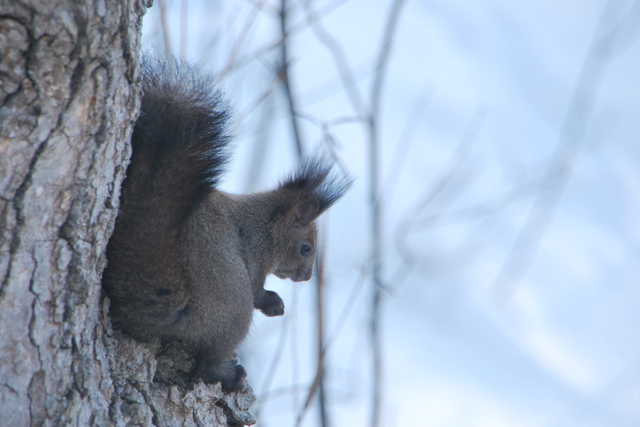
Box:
[195,355,247,392]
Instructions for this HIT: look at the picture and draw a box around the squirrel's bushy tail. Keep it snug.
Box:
[103,55,230,340]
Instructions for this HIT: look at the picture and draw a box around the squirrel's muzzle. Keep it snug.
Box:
[290,268,313,282]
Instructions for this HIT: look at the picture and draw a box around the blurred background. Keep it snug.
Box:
[141,0,640,426]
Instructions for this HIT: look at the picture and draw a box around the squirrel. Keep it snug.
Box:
[102,54,352,392]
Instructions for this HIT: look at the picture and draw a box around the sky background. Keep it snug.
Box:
[142,1,640,425]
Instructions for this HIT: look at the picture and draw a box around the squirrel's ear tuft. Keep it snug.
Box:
[280,157,353,225]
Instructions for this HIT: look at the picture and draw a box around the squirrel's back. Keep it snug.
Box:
[103,55,230,341]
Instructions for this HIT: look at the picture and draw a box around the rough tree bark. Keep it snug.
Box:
[0,1,255,426]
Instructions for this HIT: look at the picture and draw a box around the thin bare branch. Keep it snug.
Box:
[328,115,368,127]
[304,0,368,117]
[217,0,352,78]
[368,1,406,426]
[323,264,369,354]
[493,0,640,302]
[243,92,276,192]
[295,221,329,427]
[292,111,355,177]
[156,0,173,57]
[317,227,329,427]
[298,57,373,108]
[388,107,486,294]
[410,179,539,232]
[294,358,324,427]
[196,28,223,69]
[288,0,353,36]
[256,383,308,403]
[279,0,304,158]
[224,0,269,72]
[383,82,435,200]
[295,112,366,141]
[254,314,290,422]
[241,0,280,15]
[231,74,280,134]
[290,284,300,422]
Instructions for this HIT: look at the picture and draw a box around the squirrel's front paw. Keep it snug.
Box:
[255,290,285,317]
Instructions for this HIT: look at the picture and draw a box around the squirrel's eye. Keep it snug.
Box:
[300,244,311,256]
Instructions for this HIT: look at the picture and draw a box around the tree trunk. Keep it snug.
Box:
[0,1,255,426]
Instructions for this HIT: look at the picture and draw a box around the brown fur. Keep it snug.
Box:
[102,55,352,391]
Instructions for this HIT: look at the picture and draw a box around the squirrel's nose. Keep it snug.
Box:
[303,269,313,281]
[290,268,313,282]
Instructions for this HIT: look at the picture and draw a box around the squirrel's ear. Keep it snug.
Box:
[277,157,354,227]
[292,198,321,226]
[280,157,353,217]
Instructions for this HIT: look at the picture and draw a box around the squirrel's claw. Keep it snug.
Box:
[255,290,285,317]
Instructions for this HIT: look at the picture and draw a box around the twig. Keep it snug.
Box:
[293,111,354,180]
[216,0,352,78]
[304,0,368,117]
[279,0,303,158]
[298,57,373,108]
[409,179,539,232]
[196,30,222,69]
[367,1,406,426]
[224,0,269,72]
[291,282,300,421]
[156,0,173,58]
[295,224,329,427]
[323,264,369,353]
[328,115,368,127]
[241,0,279,14]
[242,87,276,192]
[254,314,290,422]
[317,227,329,427]
[383,82,435,200]
[230,74,280,134]
[256,383,308,403]
[388,107,486,294]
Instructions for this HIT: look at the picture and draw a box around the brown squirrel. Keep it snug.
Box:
[102,55,351,391]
